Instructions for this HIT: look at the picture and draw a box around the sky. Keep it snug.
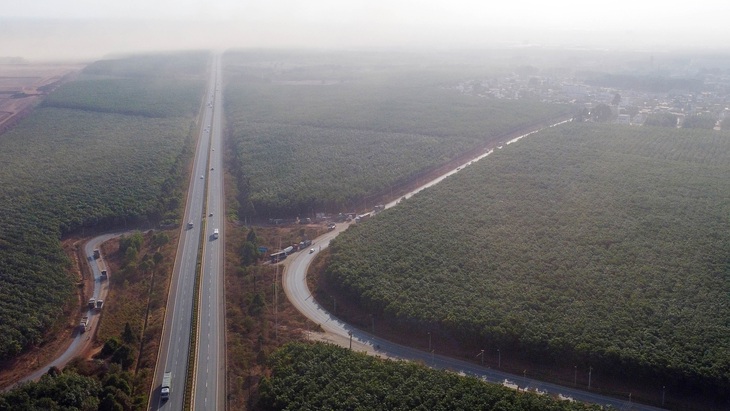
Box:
[2,0,730,61]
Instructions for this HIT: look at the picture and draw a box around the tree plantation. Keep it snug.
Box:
[259,342,601,411]
[223,50,572,219]
[325,122,730,402]
[0,52,207,361]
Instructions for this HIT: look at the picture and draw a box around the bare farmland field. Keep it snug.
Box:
[0,63,83,132]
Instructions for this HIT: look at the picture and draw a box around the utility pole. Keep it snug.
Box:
[574,366,577,386]
[497,348,501,368]
[588,366,592,389]
[428,332,431,352]
[662,386,666,406]
[348,331,353,350]
[478,350,484,366]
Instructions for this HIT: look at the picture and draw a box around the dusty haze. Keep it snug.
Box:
[2,0,730,61]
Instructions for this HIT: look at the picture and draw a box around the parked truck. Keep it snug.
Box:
[79,316,89,333]
[161,372,172,400]
[100,270,108,280]
[95,300,104,311]
[88,298,95,309]
[93,249,100,259]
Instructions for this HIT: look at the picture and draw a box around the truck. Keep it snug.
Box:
[213,228,219,239]
[270,251,286,263]
[161,372,172,400]
[93,249,100,259]
[100,270,108,280]
[88,298,96,309]
[79,316,89,333]
[95,300,104,311]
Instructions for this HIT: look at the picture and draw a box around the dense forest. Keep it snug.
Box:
[259,342,601,411]
[325,122,730,402]
[0,52,207,361]
[223,50,573,219]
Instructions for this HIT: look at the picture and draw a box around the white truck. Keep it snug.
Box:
[161,372,172,400]
[213,228,219,239]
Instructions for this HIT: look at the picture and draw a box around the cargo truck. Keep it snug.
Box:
[88,298,95,309]
[79,317,89,333]
[161,372,172,400]
[93,249,100,259]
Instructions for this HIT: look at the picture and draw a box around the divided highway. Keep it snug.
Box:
[193,53,226,411]
[283,123,666,411]
[150,55,220,410]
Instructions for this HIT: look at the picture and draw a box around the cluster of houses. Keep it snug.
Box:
[454,69,730,129]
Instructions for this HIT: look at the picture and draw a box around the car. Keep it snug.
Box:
[209,213,213,217]
[211,167,214,170]
[200,175,204,179]
[309,248,315,254]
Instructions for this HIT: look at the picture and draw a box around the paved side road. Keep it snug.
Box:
[7,231,124,389]
[282,121,667,411]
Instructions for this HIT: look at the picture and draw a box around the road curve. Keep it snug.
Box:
[9,231,124,388]
[282,121,666,411]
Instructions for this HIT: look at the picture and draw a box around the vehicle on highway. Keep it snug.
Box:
[187,220,194,229]
[309,248,315,254]
[209,212,213,217]
[161,371,172,401]
[212,228,219,239]
[200,175,204,179]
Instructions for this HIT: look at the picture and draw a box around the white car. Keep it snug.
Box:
[200,175,204,179]
[309,248,315,254]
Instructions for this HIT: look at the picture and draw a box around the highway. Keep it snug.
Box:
[282,121,666,411]
[193,53,226,411]
[150,54,218,410]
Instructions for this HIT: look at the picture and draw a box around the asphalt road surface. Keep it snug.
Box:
[283,121,666,411]
[150,55,217,411]
[193,53,226,411]
[9,232,119,388]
